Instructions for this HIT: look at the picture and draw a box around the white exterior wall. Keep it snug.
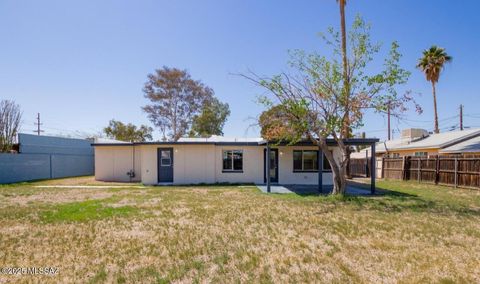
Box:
[95,144,342,185]
[94,146,141,182]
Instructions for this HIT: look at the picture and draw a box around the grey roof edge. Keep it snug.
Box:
[258,138,379,146]
[92,138,379,147]
[390,129,480,151]
[438,130,480,149]
[92,141,263,146]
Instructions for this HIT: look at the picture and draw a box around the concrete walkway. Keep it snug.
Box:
[34,185,147,189]
[256,184,374,195]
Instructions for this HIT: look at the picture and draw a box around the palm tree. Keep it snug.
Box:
[417,46,452,134]
[337,0,352,179]
[337,0,349,137]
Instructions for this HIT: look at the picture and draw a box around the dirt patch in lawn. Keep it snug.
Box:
[4,188,116,206]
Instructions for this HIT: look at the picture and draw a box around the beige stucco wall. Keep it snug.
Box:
[175,144,216,184]
[380,148,440,157]
[139,145,159,185]
[95,144,342,185]
[94,146,141,182]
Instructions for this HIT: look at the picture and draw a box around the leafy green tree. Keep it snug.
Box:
[417,46,452,134]
[189,98,230,137]
[248,16,420,195]
[103,119,153,142]
[142,67,214,141]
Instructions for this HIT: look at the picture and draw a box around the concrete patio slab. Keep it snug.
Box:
[256,184,374,195]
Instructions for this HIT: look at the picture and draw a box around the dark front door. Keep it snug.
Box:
[158,148,174,183]
[264,148,279,183]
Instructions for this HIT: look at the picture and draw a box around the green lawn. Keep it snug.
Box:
[0,177,479,283]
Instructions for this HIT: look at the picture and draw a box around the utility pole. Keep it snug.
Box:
[387,102,391,140]
[34,113,44,135]
[459,104,463,131]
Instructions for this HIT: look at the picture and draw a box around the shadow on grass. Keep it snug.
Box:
[270,181,480,217]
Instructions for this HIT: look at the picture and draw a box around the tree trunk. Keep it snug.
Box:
[345,147,352,179]
[331,166,347,195]
[432,82,439,134]
[322,145,347,195]
[309,134,348,195]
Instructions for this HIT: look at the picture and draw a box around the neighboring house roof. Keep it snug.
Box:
[93,137,131,144]
[390,128,480,151]
[440,135,480,154]
[351,128,480,157]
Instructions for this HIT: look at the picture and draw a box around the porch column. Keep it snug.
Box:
[318,146,323,193]
[370,143,376,194]
[266,142,271,193]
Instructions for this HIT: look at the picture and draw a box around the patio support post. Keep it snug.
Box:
[267,142,271,193]
[318,146,323,193]
[370,143,376,194]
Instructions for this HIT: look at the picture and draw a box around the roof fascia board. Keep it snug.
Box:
[92,138,379,147]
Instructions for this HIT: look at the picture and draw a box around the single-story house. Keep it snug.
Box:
[93,136,378,189]
[351,128,480,158]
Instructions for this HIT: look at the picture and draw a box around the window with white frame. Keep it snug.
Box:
[414,152,428,157]
[222,150,243,171]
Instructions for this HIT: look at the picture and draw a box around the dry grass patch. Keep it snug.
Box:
[0,179,479,283]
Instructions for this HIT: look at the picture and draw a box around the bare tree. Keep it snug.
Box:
[0,100,22,152]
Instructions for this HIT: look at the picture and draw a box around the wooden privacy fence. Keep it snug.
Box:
[382,156,480,189]
[350,158,371,177]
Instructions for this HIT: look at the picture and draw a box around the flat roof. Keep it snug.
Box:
[92,137,379,147]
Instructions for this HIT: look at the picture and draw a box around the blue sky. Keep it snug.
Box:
[1,0,479,140]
